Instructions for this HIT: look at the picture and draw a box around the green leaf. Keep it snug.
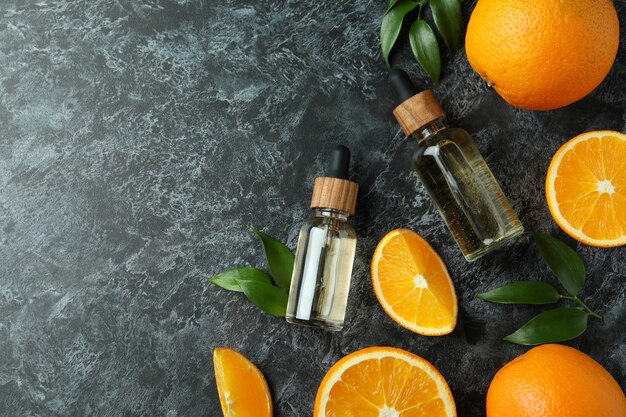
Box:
[409,19,441,85]
[209,267,272,292]
[503,307,589,346]
[237,279,289,317]
[532,232,585,296]
[430,0,463,53]
[381,0,418,65]
[385,0,402,15]
[477,281,561,305]
[252,228,294,290]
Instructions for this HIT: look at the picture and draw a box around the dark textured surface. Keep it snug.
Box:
[0,1,625,416]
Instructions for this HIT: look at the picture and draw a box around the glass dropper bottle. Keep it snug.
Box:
[286,145,359,331]
[389,69,524,261]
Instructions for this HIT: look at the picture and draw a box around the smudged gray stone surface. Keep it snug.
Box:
[0,0,624,416]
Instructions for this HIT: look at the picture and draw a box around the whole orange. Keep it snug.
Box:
[487,344,626,417]
[465,0,619,111]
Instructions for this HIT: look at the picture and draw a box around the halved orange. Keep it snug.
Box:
[213,348,273,417]
[371,229,458,335]
[314,346,456,417]
[546,131,626,247]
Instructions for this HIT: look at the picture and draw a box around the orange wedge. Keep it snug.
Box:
[371,229,457,336]
[213,348,272,417]
[546,131,626,247]
[314,346,456,417]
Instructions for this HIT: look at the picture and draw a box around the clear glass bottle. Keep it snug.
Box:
[286,146,359,331]
[390,69,524,261]
[286,209,357,331]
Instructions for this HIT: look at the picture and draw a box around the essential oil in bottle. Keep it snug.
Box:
[286,145,359,331]
[389,69,524,262]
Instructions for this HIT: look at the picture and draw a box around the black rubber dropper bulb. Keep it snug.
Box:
[389,69,419,103]
[328,145,350,180]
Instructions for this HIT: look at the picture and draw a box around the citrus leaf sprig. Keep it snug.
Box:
[209,229,294,317]
[477,232,602,346]
[381,0,463,85]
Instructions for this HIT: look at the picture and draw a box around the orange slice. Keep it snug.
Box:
[213,348,273,417]
[371,229,458,335]
[546,131,626,247]
[314,346,456,417]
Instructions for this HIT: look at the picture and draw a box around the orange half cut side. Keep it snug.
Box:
[314,346,456,417]
[213,347,273,417]
[546,131,626,247]
[371,229,458,335]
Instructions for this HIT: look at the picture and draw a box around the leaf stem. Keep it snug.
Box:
[560,295,603,320]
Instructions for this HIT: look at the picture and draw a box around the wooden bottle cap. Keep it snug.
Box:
[392,90,445,137]
[311,177,359,216]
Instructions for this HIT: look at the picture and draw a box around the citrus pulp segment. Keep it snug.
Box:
[213,347,273,417]
[546,131,626,247]
[371,229,458,335]
[314,346,456,417]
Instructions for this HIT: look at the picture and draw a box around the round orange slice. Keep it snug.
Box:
[213,348,273,417]
[314,346,456,417]
[546,130,626,247]
[371,229,458,335]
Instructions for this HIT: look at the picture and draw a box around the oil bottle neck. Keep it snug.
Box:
[413,118,447,144]
[315,208,349,221]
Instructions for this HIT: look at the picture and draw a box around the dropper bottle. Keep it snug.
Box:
[389,69,524,261]
[286,145,359,331]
